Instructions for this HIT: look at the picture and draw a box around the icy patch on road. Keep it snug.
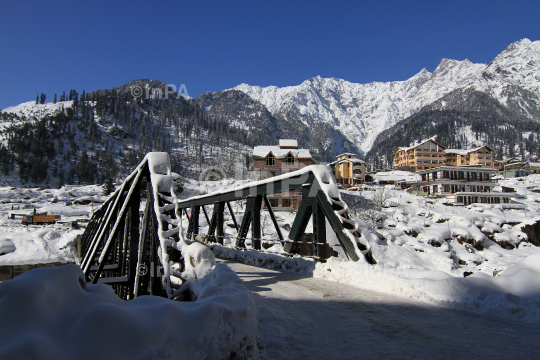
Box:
[0,264,258,359]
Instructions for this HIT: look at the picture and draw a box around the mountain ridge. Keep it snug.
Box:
[231,38,539,155]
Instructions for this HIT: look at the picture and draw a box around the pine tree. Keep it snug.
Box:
[77,150,90,184]
[102,177,115,196]
[36,94,39,104]
[66,168,75,184]
[53,94,57,104]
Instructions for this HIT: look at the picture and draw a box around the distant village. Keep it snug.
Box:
[251,138,538,209]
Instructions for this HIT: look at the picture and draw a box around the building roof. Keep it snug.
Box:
[252,146,312,159]
[278,139,298,148]
[393,137,446,154]
[529,162,540,167]
[337,158,365,164]
[444,146,493,155]
[336,153,356,157]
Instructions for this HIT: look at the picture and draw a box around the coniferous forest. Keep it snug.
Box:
[0,80,257,187]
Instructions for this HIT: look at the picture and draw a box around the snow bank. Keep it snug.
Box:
[314,255,540,325]
[210,244,316,273]
[0,239,15,255]
[0,264,258,359]
[0,229,76,265]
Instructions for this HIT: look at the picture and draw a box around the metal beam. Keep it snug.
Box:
[226,202,239,232]
[251,195,262,250]
[236,200,253,248]
[263,195,283,241]
[202,205,210,225]
[128,188,140,299]
[216,202,225,245]
[284,197,312,253]
[312,202,327,259]
[91,168,146,282]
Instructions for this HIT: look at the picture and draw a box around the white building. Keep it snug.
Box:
[413,165,514,205]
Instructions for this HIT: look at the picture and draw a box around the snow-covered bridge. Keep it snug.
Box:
[80,152,375,300]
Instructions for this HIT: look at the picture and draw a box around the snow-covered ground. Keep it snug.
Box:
[0,182,258,359]
[0,185,105,265]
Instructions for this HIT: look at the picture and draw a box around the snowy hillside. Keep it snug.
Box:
[0,83,255,187]
[2,100,73,119]
[234,39,540,154]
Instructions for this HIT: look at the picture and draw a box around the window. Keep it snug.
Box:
[269,199,278,208]
[285,154,295,166]
[282,199,291,208]
[266,153,275,166]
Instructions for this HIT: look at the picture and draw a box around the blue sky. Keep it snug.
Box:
[1,0,539,109]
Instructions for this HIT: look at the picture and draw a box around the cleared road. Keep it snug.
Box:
[224,261,540,360]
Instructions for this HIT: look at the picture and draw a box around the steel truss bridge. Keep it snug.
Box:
[80,153,375,300]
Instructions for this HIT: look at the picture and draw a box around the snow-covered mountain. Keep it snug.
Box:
[233,39,540,154]
[0,39,538,186]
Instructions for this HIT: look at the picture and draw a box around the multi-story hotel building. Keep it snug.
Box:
[393,139,497,173]
[392,139,447,172]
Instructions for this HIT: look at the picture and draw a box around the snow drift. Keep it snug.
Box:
[0,263,258,359]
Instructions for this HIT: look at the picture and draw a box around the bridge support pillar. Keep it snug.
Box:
[251,195,262,250]
[216,202,225,245]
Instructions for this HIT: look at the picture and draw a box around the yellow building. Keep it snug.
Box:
[332,153,366,187]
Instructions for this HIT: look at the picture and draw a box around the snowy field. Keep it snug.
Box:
[0,185,104,265]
